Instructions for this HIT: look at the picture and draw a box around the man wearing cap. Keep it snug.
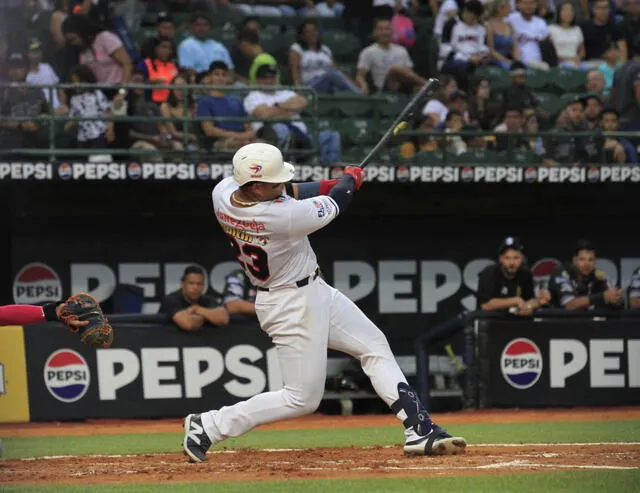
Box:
[140,12,176,60]
[548,240,624,310]
[0,52,48,158]
[25,38,63,112]
[477,237,550,316]
[501,62,540,111]
[244,64,341,164]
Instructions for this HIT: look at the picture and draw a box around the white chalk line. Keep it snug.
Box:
[16,442,640,461]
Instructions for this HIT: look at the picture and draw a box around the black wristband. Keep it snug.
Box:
[589,292,605,306]
[42,302,59,322]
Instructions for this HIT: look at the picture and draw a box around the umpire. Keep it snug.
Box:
[477,237,550,316]
[547,240,624,310]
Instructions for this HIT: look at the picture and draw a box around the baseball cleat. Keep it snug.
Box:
[183,413,212,462]
[404,423,467,456]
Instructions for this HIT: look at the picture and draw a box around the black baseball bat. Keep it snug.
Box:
[358,77,440,170]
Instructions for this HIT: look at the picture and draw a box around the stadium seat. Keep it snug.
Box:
[415,150,445,165]
[211,27,237,48]
[536,92,564,117]
[342,119,380,146]
[550,67,587,93]
[453,150,505,165]
[323,31,361,62]
[318,93,373,117]
[525,68,551,91]
[475,65,510,92]
[510,150,542,165]
[378,92,410,118]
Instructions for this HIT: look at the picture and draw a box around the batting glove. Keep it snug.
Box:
[344,166,364,190]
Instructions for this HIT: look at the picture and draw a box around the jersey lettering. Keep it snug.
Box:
[229,237,271,281]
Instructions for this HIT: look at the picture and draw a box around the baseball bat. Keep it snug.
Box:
[357,77,440,170]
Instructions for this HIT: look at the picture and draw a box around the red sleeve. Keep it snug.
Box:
[318,179,340,195]
[0,305,46,326]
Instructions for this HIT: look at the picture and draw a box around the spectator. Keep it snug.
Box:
[461,123,489,150]
[547,240,624,310]
[598,42,621,98]
[140,11,176,60]
[222,269,257,316]
[136,37,179,104]
[127,70,180,161]
[586,68,607,101]
[231,22,265,86]
[477,236,550,315]
[244,64,341,163]
[628,266,640,308]
[442,1,490,77]
[467,76,501,129]
[582,94,603,128]
[580,0,627,67]
[197,61,256,152]
[316,0,346,17]
[548,2,585,69]
[399,114,438,159]
[177,13,233,76]
[289,22,361,94]
[234,1,297,16]
[598,108,636,163]
[434,0,459,37]
[612,39,640,129]
[523,111,546,156]
[507,0,550,70]
[356,18,426,94]
[621,0,640,59]
[543,97,599,165]
[439,109,467,155]
[159,74,199,150]
[421,73,458,125]
[372,0,418,19]
[493,107,530,152]
[0,52,48,158]
[485,0,520,70]
[25,38,64,112]
[502,62,540,110]
[249,52,280,86]
[61,15,133,87]
[27,0,68,72]
[158,265,230,332]
[64,64,114,151]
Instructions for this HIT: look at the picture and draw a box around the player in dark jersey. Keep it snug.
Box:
[222,268,256,315]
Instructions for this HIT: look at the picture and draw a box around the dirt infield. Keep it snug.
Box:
[1,408,639,485]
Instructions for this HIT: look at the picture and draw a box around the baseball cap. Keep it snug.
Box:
[156,11,173,24]
[499,236,524,255]
[255,64,278,78]
[27,38,42,51]
[232,143,295,187]
[7,52,27,67]
[509,61,527,76]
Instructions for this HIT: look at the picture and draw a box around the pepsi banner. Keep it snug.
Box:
[23,321,280,421]
[477,319,640,407]
[2,162,640,183]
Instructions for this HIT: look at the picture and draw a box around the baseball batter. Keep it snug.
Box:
[183,143,466,461]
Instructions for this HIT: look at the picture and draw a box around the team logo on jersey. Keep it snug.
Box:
[396,166,409,182]
[58,162,72,180]
[587,167,600,183]
[13,262,62,304]
[501,338,543,389]
[249,164,263,177]
[524,167,537,183]
[44,349,90,402]
[460,167,474,182]
[127,163,142,179]
[531,258,561,291]
[312,199,326,218]
[196,163,210,180]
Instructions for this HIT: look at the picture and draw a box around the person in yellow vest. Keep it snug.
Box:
[136,37,178,104]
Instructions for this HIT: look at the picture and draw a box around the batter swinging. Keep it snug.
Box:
[183,143,467,461]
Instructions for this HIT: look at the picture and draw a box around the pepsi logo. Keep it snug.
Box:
[128,163,141,179]
[501,338,543,389]
[587,167,600,183]
[13,263,62,304]
[44,349,90,402]
[58,163,72,180]
[460,167,474,182]
[531,257,562,291]
[396,166,409,182]
[524,167,537,183]
[196,163,210,180]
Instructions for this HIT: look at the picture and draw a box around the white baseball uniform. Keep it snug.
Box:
[200,176,409,442]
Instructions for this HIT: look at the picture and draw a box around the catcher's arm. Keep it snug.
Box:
[0,303,87,330]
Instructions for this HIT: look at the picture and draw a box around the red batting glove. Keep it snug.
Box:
[344,166,364,190]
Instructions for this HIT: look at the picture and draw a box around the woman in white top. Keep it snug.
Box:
[421,73,458,126]
[547,2,585,69]
[289,22,362,94]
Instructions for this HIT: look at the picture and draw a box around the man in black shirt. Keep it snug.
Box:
[580,0,627,64]
[477,237,550,316]
[159,265,230,331]
[548,240,624,310]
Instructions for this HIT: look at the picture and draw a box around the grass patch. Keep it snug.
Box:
[1,470,639,493]
[1,420,639,459]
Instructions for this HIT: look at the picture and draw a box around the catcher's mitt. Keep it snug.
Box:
[58,293,114,348]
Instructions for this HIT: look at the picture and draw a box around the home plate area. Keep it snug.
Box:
[2,444,639,485]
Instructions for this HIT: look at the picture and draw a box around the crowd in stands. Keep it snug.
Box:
[0,0,639,165]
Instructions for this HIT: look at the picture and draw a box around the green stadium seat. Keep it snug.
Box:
[337,63,357,79]
[416,150,445,165]
[475,65,510,92]
[379,92,410,118]
[134,28,156,48]
[453,150,505,165]
[211,28,237,48]
[341,119,380,146]
[323,31,361,62]
[510,150,542,165]
[550,67,587,93]
[536,92,564,117]
[318,93,373,117]
[525,68,551,91]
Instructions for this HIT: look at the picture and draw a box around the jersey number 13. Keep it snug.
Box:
[228,237,270,281]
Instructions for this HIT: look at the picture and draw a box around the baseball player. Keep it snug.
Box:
[183,143,466,462]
